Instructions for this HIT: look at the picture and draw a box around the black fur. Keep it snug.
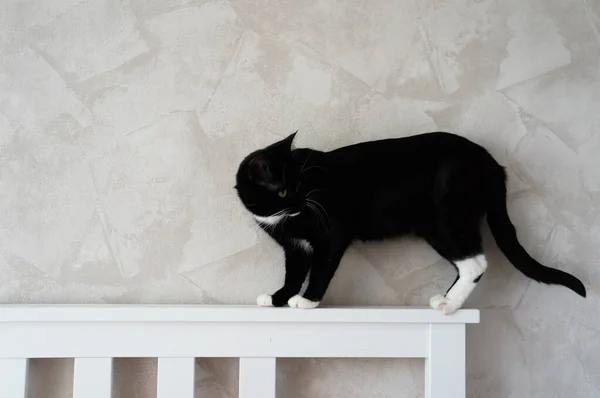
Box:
[235,132,587,307]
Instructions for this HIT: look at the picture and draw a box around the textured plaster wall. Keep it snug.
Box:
[1,0,599,397]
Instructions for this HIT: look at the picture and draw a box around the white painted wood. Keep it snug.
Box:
[0,305,479,324]
[239,357,276,398]
[0,305,478,397]
[0,359,28,398]
[73,358,113,398]
[0,322,428,358]
[157,358,195,398]
[425,323,466,398]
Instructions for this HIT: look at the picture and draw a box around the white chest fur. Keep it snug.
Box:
[253,213,285,226]
[253,211,300,226]
[293,239,313,253]
[253,213,312,253]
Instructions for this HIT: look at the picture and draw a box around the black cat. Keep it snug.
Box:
[235,132,586,314]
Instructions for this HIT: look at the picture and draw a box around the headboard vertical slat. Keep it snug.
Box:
[157,357,195,398]
[239,357,277,398]
[73,358,113,398]
[0,358,28,398]
[425,323,466,398]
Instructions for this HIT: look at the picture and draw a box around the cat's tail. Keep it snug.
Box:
[486,169,587,298]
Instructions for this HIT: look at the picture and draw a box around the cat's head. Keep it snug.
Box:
[235,132,305,217]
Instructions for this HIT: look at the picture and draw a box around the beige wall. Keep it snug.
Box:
[1,0,599,397]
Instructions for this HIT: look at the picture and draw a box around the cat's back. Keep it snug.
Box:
[321,132,499,239]
[326,132,487,168]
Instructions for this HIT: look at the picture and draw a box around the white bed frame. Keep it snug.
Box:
[0,305,479,398]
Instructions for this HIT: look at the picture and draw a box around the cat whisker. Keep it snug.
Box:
[282,162,289,184]
[302,165,328,174]
[306,189,324,198]
[299,152,312,175]
[306,199,330,234]
[307,196,329,217]
[305,202,323,232]
[308,200,329,227]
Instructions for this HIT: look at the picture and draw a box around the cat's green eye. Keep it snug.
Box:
[278,189,287,198]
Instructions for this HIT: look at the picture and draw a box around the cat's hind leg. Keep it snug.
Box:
[429,254,487,315]
[425,213,487,314]
[427,162,488,314]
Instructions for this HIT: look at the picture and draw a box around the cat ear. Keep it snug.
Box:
[284,131,297,150]
[269,131,297,152]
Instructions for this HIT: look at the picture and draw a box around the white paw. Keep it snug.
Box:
[429,294,446,309]
[256,294,273,307]
[429,294,461,315]
[288,294,320,309]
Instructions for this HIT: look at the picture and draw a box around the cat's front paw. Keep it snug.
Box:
[429,294,461,315]
[288,294,320,309]
[257,294,274,307]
